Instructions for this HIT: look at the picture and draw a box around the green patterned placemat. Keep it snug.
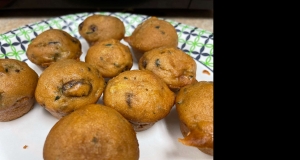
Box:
[0,12,213,71]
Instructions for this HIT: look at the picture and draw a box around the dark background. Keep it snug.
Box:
[1,0,213,10]
[0,0,213,18]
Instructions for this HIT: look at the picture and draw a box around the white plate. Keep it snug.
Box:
[0,12,214,160]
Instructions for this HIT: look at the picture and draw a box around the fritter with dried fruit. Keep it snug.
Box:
[139,47,197,91]
[85,39,133,78]
[35,59,105,119]
[26,29,82,68]
[124,17,178,52]
[103,70,175,131]
[0,59,38,121]
[78,15,125,46]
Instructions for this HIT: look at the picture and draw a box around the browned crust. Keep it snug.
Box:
[129,121,155,132]
[0,96,34,121]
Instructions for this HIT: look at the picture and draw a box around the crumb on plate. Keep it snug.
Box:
[202,70,210,75]
[23,145,28,149]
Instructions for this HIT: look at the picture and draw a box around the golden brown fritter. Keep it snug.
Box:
[0,59,38,121]
[26,29,82,68]
[124,17,178,52]
[43,104,139,160]
[78,15,125,46]
[175,81,213,156]
[85,39,133,78]
[103,70,175,131]
[139,47,197,91]
[35,59,105,119]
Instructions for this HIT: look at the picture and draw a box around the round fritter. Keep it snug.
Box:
[43,104,139,160]
[138,47,197,91]
[26,29,82,68]
[103,70,175,131]
[0,59,38,121]
[85,39,133,78]
[78,15,125,46]
[124,17,178,52]
[35,59,105,119]
[175,81,213,156]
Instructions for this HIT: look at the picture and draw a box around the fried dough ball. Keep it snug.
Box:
[26,29,82,68]
[78,15,125,46]
[43,104,139,160]
[85,39,133,78]
[103,70,175,131]
[175,81,213,156]
[139,47,197,91]
[0,59,38,121]
[35,59,105,119]
[124,17,178,52]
